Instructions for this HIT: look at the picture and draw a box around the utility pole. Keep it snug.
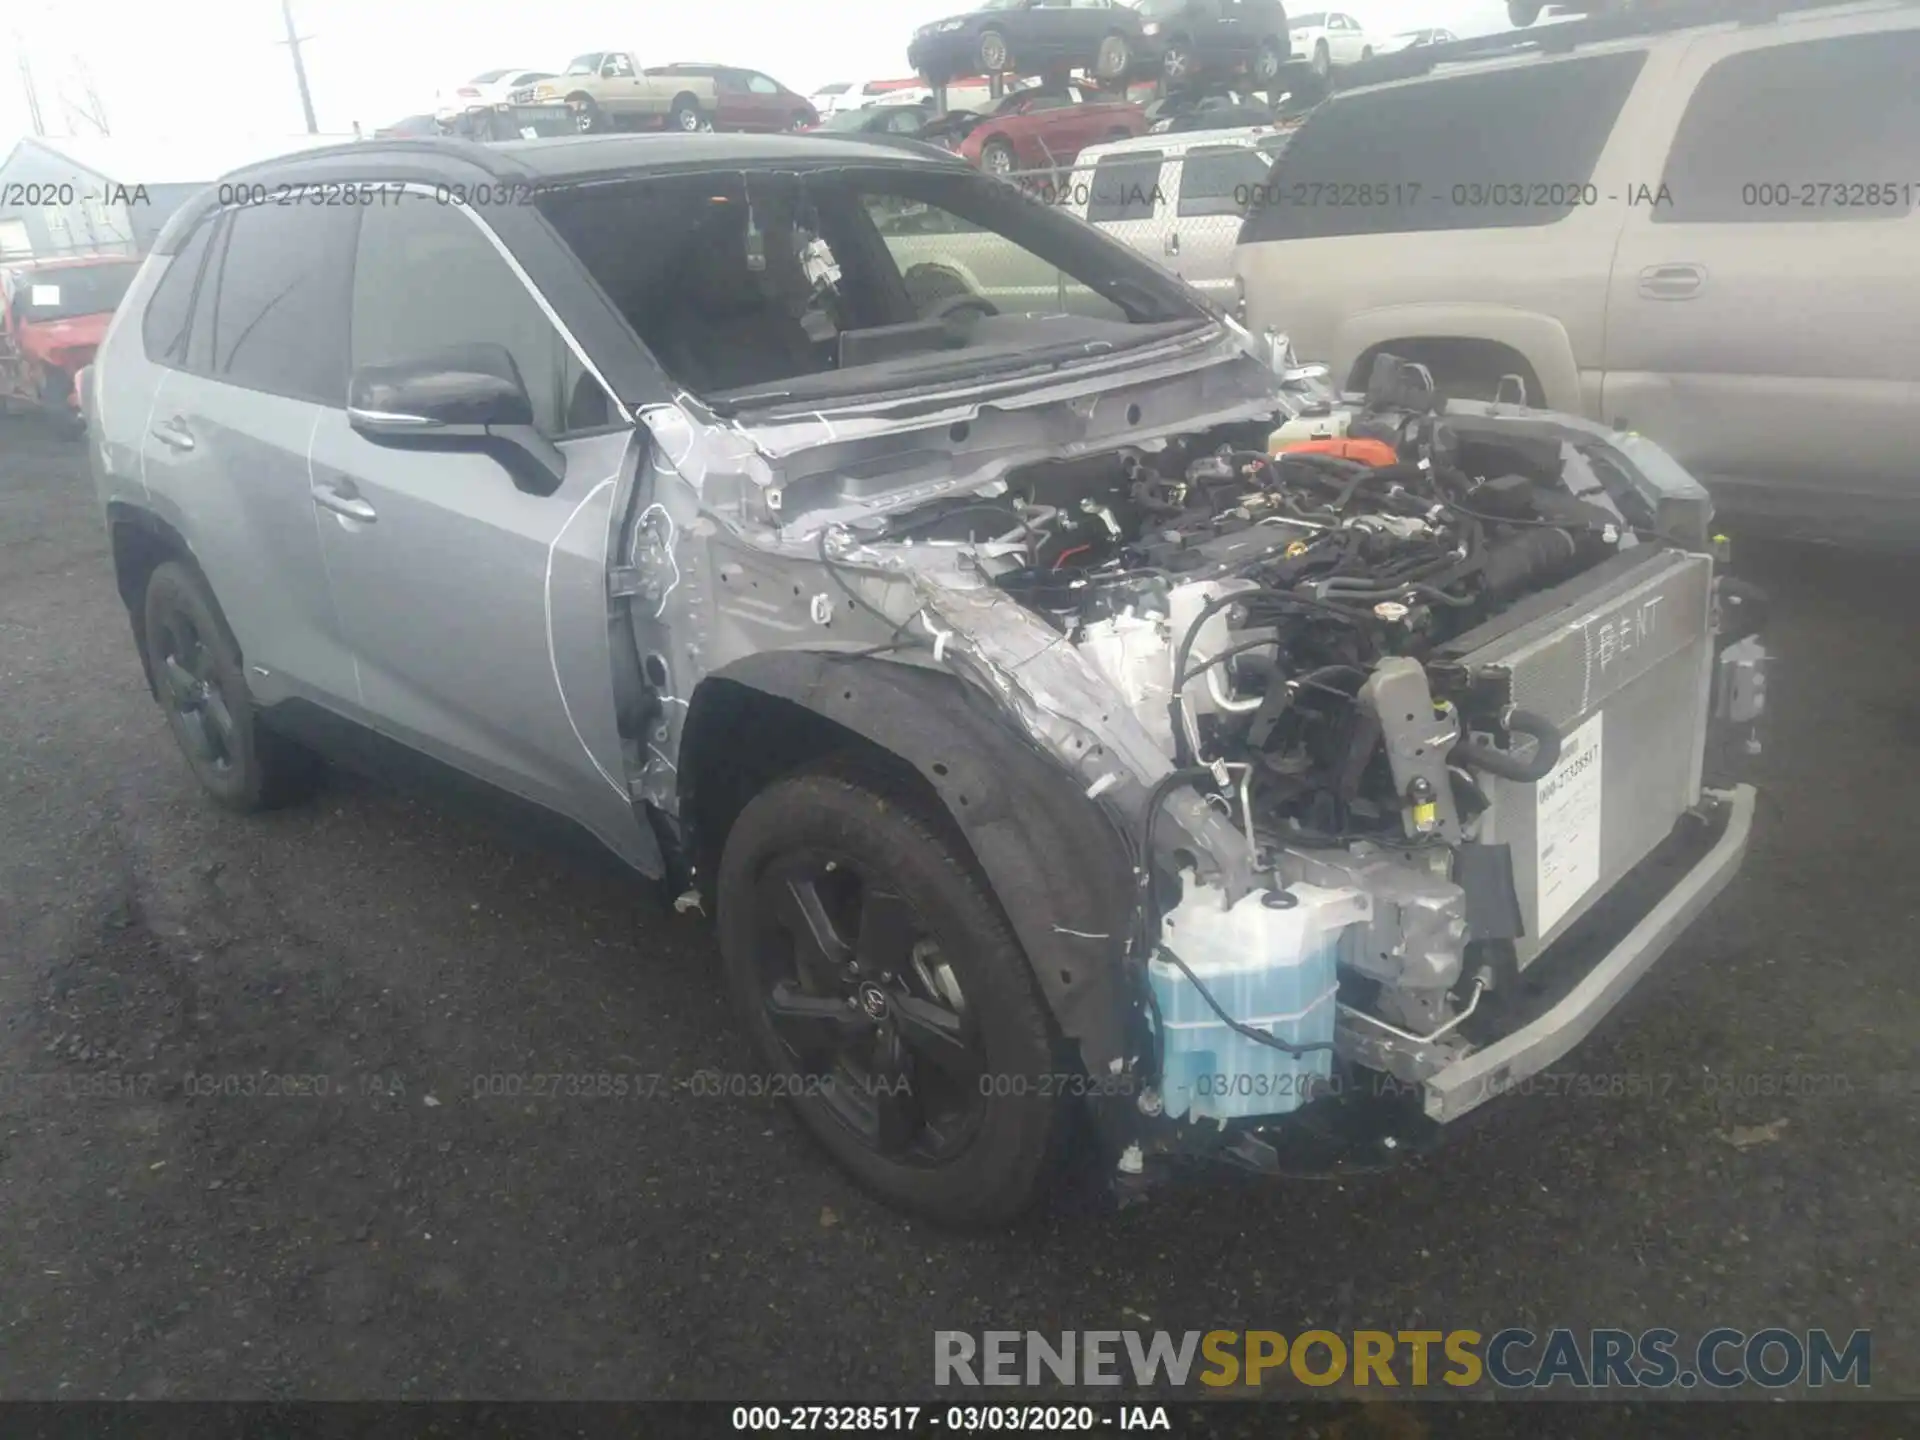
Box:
[277,0,318,133]
[13,28,46,135]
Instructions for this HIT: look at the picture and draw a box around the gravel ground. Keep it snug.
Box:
[0,412,1913,1403]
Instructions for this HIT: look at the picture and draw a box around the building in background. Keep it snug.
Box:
[0,133,354,261]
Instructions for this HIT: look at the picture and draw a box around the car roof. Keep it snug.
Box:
[1073,125,1285,164]
[1338,0,1916,92]
[3,253,142,273]
[219,132,966,187]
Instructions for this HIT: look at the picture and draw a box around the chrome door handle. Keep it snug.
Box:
[312,483,378,523]
[1638,263,1705,299]
[151,418,195,451]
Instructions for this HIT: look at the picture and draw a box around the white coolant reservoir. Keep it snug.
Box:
[1150,879,1371,1122]
[1269,408,1354,450]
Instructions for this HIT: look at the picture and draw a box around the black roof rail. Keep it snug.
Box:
[1335,0,1909,86]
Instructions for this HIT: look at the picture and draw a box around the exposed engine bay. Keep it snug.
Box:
[626,335,1764,1179]
[766,353,1762,1151]
[878,376,1633,856]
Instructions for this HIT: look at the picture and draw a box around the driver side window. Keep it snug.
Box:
[352,194,612,438]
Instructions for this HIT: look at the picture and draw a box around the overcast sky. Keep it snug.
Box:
[0,0,1512,150]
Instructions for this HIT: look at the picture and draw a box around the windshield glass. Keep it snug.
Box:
[815,82,852,95]
[563,54,601,75]
[536,164,1209,409]
[469,69,512,83]
[16,261,141,321]
[1290,11,1327,24]
[1134,0,1193,16]
[979,0,1030,8]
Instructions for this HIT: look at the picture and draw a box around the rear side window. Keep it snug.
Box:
[1656,32,1920,224]
[140,216,216,366]
[1087,153,1163,222]
[1240,50,1645,241]
[205,201,356,403]
[1176,146,1271,218]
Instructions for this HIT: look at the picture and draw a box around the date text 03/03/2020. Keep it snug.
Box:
[731,1406,1172,1432]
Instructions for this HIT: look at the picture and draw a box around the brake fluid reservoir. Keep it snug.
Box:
[1149,880,1369,1122]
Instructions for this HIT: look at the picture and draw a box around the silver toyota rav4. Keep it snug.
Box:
[86,132,1767,1225]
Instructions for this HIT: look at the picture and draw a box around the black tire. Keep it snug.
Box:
[143,562,319,812]
[567,92,604,133]
[1361,44,1374,60]
[1252,38,1285,83]
[716,765,1068,1227]
[979,137,1016,176]
[1094,32,1133,80]
[978,27,1010,72]
[669,94,705,131]
[1311,39,1331,77]
[1508,0,1543,23]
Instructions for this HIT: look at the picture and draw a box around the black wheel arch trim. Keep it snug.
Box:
[681,652,1142,1098]
[106,500,239,702]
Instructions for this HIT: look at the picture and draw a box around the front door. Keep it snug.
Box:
[1602,27,1920,536]
[307,190,649,865]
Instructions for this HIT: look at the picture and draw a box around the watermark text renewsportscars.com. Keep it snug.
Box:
[936,1328,1871,1391]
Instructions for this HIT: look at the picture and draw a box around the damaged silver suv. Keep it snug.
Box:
[86,133,1767,1225]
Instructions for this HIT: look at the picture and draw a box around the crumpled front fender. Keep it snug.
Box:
[693,650,1143,1084]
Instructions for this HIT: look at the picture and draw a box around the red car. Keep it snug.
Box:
[0,254,143,436]
[642,64,818,131]
[942,83,1147,176]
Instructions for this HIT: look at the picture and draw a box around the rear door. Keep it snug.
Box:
[1200,0,1242,64]
[306,189,646,861]
[1084,147,1169,264]
[710,68,755,129]
[1603,24,1920,535]
[139,200,362,711]
[743,72,796,128]
[1168,143,1269,301]
[1024,0,1081,62]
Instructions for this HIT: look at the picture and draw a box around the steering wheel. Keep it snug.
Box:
[928,293,1000,323]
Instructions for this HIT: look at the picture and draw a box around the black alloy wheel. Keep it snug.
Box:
[142,562,318,812]
[717,765,1069,1226]
[752,851,987,1162]
[154,604,239,783]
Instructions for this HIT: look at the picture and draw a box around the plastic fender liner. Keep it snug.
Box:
[690,651,1142,1101]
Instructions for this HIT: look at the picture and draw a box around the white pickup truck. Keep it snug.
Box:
[521,52,718,133]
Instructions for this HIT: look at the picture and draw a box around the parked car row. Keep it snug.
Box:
[904,0,1386,91]
[425,53,817,136]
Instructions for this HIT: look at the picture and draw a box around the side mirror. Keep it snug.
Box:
[347,342,567,496]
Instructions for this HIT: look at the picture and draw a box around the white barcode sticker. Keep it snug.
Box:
[1535,712,1604,934]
